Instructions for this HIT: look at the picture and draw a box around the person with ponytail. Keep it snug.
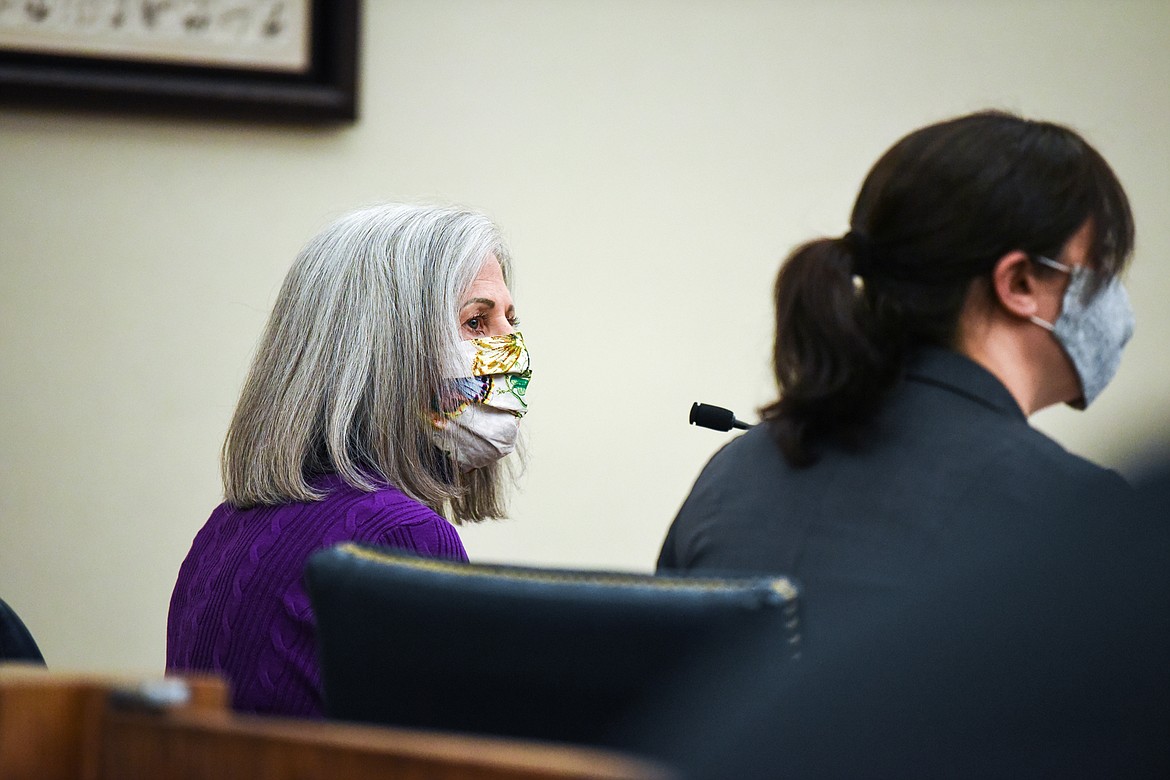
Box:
[657,111,1137,626]
[167,203,531,718]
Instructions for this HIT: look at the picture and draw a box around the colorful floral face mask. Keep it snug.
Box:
[433,332,531,470]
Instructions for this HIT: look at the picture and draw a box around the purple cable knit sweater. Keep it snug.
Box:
[165,473,467,718]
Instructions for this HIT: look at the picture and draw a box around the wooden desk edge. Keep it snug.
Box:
[1,667,673,780]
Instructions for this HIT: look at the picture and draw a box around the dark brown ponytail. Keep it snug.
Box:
[760,236,904,466]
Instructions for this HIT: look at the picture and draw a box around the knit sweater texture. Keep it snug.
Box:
[166,473,467,717]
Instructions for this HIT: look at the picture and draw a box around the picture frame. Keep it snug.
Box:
[0,1,359,122]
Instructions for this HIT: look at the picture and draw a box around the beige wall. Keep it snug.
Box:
[2,0,1168,673]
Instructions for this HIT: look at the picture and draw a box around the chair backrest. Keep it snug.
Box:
[305,544,799,750]
[0,598,45,664]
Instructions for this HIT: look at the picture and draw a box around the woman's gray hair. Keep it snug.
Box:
[222,202,514,523]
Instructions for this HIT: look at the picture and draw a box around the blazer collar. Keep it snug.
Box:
[905,348,1026,421]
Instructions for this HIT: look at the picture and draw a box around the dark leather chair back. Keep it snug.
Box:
[305,544,799,749]
[0,598,45,664]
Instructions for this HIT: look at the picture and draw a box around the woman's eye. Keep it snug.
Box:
[464,316,483,332]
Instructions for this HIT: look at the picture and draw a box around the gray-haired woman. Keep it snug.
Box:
[166,203,531,718]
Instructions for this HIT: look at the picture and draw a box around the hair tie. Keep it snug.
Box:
[843,230,873,277]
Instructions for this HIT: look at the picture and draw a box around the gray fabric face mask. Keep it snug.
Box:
[1030,256,1135,409]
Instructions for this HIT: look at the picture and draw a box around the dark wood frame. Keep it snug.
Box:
[0,1,359,122]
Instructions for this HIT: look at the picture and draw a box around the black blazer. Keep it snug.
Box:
[639,456,1169,779]
[658,348,1129,631]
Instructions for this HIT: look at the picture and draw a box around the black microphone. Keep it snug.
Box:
[689,402,754,432]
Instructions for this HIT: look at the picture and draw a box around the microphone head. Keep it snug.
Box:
[689,402,736,432]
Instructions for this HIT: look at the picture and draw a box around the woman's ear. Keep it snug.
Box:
[990,251,1044,320]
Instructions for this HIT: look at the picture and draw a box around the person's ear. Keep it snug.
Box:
[990,251,1044,320]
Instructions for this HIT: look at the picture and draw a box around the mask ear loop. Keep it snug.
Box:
[1030,314,1056,331]
[1028,255,1071,331]
[1034,255,1072,274]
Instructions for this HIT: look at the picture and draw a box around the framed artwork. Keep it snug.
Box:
[0,1,359,121]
